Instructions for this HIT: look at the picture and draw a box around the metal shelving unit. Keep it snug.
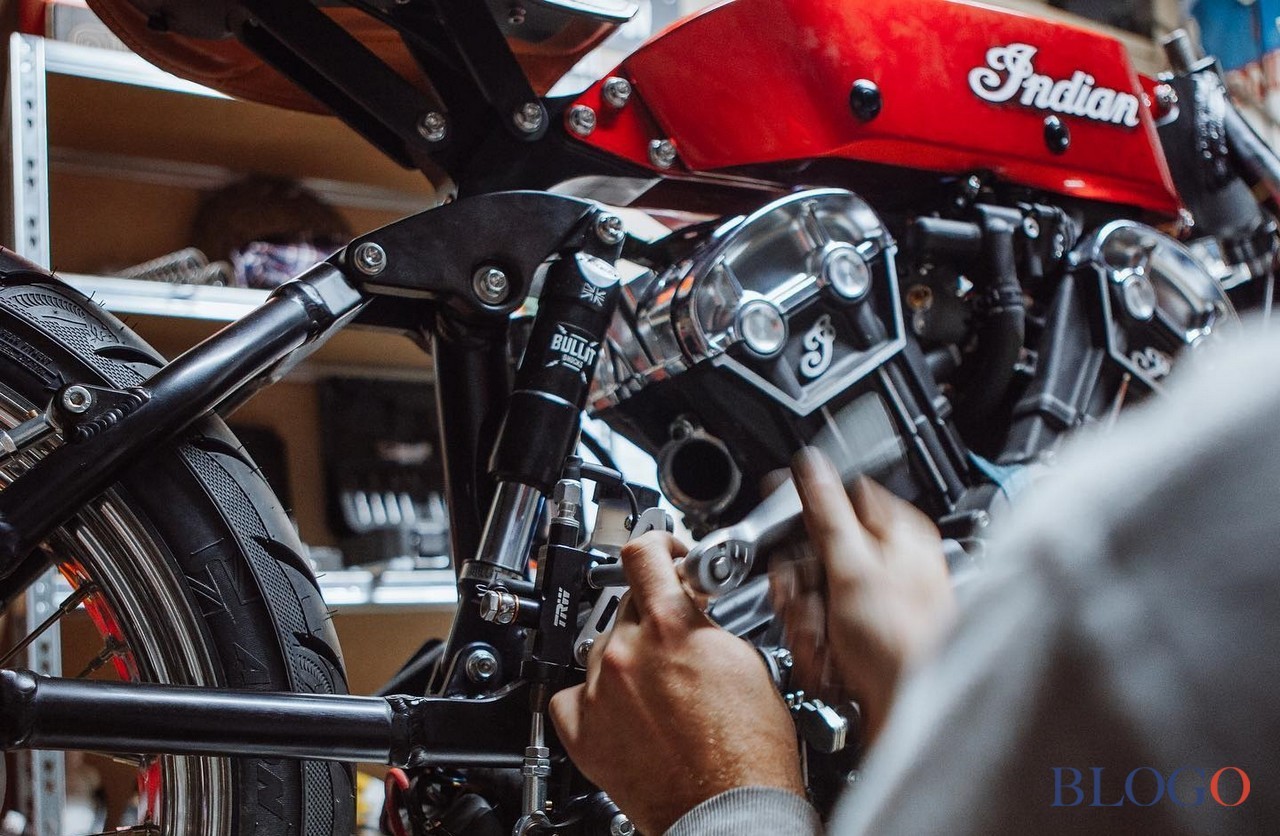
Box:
[3,32,452,833]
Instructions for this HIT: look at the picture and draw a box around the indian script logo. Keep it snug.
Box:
[968,44,1141,128]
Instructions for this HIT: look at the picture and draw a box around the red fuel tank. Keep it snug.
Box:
[571,0,1179,215]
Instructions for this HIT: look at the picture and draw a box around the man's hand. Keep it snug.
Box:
[549,532,804,835]
[775,448,956,742]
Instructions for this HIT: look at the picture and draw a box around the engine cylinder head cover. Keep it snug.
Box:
[589,188,903,417]
[1077,220,1238,385]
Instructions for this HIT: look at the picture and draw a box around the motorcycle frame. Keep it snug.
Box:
[2,0,1280,801]
[0,190,623,767]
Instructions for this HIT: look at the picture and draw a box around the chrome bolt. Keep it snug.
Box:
[61,385,93,414]
[594,214,625,245]
[709,553,732,582]
[472,266,511,305]
[602,76,632,109]
[574,638,594,666]
[648,138,678,169]
[965,174,982,196]
[1051,231,1068,260]
[513,102,545,134]
[353,242,387,276]
[771,647,794,671]
[417,111,447,142]
[567,105,597,137]
[480,589,519,625]
[1154,83,1177,111]
[465,648,499,683]
[1021,215,1041,240]
[610,813,635,836]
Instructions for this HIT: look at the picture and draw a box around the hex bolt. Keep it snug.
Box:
[574,639,594,666]
[417,111,447,142]
[472,266,511,305]
[965,174,983,196]
[610,813,636,836]
[709,553,732,583]
[648,138,678,169]
[602,76,632,109]
[352,242,387,276]
[1021,215,1041,240]
[61,385,93,414]
[567,105,597,137]
[513,102,545,134]
[465,648,499,683]
[594,214,625,245]
[479,589,518,625]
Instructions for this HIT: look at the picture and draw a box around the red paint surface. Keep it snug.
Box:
[572,0,1179,215]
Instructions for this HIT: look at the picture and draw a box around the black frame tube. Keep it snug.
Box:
[0,669,393,762]
[0,669,534,767]
[0,263,366,574]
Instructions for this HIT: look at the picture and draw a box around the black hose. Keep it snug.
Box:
[955,211,1026,439]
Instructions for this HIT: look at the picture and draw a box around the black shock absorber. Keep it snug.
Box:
[490,248,624,493]
[434,212,624,695]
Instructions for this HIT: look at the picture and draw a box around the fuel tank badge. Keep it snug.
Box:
[968,44,1141,128]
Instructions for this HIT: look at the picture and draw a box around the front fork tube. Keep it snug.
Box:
[434,224,625,697]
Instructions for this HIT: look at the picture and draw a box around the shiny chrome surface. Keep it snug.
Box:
[474,481,544,574]
[0,383,232,836]
[1079,221,1238,385]
[591,189,903,416]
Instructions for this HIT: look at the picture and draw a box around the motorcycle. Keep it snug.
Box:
[0,0,1273,833]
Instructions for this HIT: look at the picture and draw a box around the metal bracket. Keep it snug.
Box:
[345,191,600,320]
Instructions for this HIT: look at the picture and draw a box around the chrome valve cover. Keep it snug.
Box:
[1075,220,1238,386]
[590,189,905,416]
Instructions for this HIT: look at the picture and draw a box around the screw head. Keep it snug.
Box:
[594,214,625,245]
[1043,115,1070,155]
[1021,215,1041,240]
[709,553,732,582]
[1120,271,1157,321]
[61,385,93,414]
[965,174,983,196]
[479,590,519,624]
[353,242,387,276]
[465,649,499,683]
[648,138,678,169]
[508,4,526,24]
[848,79,882,122]
[513,102,545,134]
[602,76,632,109]
[574,639,594,666]
[567,105,597,137]
[417,111,447,142]
[472,266,511,305]
[610,814,635,836]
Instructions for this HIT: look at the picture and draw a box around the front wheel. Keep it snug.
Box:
[0,265,353,836]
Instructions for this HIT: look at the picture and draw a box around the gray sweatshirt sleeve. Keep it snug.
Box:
[664,787,822,836]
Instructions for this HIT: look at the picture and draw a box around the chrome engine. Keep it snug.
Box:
[588,189,1236,534]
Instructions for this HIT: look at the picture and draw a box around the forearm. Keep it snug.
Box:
[664,787,822,836]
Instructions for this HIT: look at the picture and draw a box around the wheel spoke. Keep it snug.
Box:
[76,635,125,679]
[85,826,160,835]
[0,582,96,667]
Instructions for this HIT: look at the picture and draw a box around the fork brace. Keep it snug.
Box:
[0,668,535,766]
